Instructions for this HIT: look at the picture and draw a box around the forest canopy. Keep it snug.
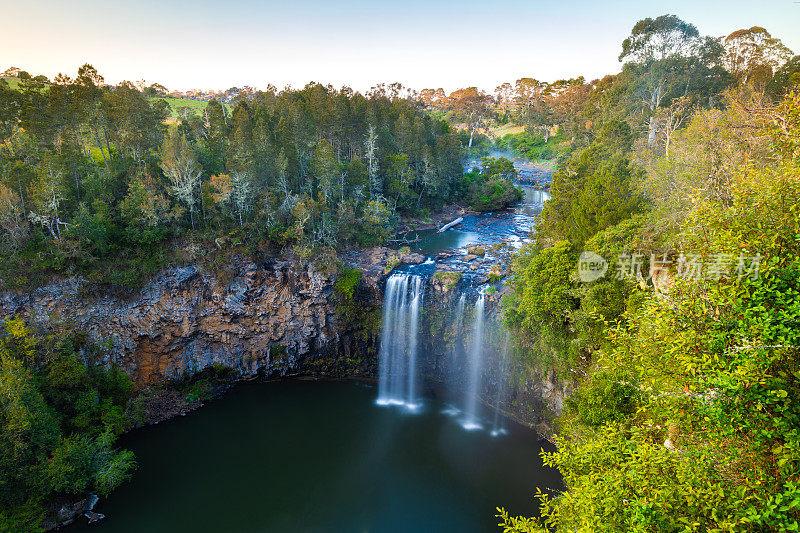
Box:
[0,72,465,289]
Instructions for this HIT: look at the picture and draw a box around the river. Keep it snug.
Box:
[401,177,551,253]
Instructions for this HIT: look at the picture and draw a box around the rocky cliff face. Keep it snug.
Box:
[0,256,381,388]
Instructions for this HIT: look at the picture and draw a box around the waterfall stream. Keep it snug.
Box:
[491,331,511,436]
[462,291,485,430]
[376,273,425,409]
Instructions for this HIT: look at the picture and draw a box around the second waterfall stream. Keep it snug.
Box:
[462,290,485,430]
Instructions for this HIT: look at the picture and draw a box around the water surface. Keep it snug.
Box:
[75,381,560,532]
[402,183,550,254]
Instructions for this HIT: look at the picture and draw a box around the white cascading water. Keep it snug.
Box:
[376,273,425,409]
[405,275,424,408]
[490,331,511,436]
[462,291,485,430]
[454,294,466,332]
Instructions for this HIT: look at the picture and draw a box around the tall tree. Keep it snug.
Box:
[28,156,68,240]
[230,170,254,227]
[722,27,793,86]
[447,87,493,148]
[160,131,201,230]
[365,125,380,199]
[619,15,727,145]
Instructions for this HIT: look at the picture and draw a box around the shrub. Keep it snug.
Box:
[432,271,461,290]
[0,319,136,529]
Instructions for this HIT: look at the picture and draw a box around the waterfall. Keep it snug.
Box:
[490,331,511,436]
[406,275,423,408]
[454,294,466,331]
[462,291,485,430]
[376,273,425,409]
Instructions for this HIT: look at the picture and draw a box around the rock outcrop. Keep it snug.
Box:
[0,256,382,388]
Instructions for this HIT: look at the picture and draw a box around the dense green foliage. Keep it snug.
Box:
[463,156,522,212]
[0,319,135,531]
[497,130,567,161]
[538,121,644,247]
[500,14,799,532]
[0,68,465,290]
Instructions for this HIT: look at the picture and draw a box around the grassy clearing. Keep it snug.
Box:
[154,96,212,119]
[1,76,23,90]
[490,123,525,137]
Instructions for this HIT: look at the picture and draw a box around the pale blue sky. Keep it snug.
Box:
[2,0,798,92]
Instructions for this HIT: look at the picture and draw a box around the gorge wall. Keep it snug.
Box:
[0,255,382,388]
[0,248,565,436]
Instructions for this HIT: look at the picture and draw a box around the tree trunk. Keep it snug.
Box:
[199,184,207,228]
[648,115,658,146]
[103,129,113,163]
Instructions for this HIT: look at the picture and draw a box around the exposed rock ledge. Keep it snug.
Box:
[0,254,383,388]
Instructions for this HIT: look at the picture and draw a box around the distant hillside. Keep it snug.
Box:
[0,76,22,90]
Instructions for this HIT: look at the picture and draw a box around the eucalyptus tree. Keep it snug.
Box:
[160,130,201,230]
[230,170,254,227]
[447,87,494,148]
[28,155,68,240]
[546,78,592,143]
[495,82,514,116]
[365,125,380,199]
[618,15,730,145]
[722,27,793,86]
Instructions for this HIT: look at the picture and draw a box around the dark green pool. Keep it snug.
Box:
[73,381,560,532]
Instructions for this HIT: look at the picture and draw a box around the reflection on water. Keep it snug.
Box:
[400,229,484,254]
[72,381,561,533]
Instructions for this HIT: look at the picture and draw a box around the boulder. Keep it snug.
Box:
[401,252,426,265]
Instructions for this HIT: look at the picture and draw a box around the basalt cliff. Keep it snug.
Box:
[0,254,383,388]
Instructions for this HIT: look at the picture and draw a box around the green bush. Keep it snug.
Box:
[565,370,642,427]
[432,271,461,289]
[334,264,362,300]
[0,318,136,530]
